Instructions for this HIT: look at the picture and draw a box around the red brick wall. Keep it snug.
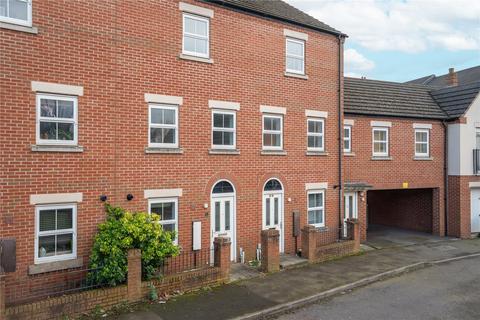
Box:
[367,189,433,233]
[343,115,446,236]
[1,0,341,296]
[448,175,480,238]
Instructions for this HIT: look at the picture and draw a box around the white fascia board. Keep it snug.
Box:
[179,2,214,18]
[305,182,328,190]
[344,119,355,126]
[144,188,183,199]
[209,100,240,111]
[305,109,328,118]
[145,94,183,106]
[30,193,83,205]
[283,29,308,41]
[31,81,84,96]
[413,123,432,129]
[260,105,286,115]
[371,121,392,128]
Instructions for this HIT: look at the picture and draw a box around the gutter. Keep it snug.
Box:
[338,35,345,237]
[442,120,449,236]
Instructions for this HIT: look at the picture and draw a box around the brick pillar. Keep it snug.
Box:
[214,237,231,278]
[347,219,360,253]
[127,249,142,302]
[0,274,5,320]
[301,225,317,262]
[260,229,280,273]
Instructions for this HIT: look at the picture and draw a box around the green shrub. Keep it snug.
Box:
[88,204,179,286]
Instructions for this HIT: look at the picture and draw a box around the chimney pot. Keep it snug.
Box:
[449,67,455,74]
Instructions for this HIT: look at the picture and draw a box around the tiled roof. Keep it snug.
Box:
[430,81,480,118]
[202,0,345,36]
[406,66,480,87]
[344,77,448,120]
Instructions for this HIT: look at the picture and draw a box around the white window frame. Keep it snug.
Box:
[415,129,430,157]
[307,190,325,228]
[372,127,389,157]
[0,0,32,27]
[148,197,179,245]
[211,110,236,150]
[307,118,324,152]
[344,125,352,153]
[262,114,283,151]
[34,204,77,264]
[36,94,78,146]
[286,38,305,75]
[182,13,210,59]
[148,104,179,148]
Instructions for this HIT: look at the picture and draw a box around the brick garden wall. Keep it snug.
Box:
[1,0,342,299]
[343,115,446,237]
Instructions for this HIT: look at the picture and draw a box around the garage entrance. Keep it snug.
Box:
[367,188,434,234]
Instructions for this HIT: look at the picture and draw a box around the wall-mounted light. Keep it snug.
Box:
[126,194,134,201]
[99,195,108,202]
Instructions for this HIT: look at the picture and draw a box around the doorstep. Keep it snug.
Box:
[280,254,308,270]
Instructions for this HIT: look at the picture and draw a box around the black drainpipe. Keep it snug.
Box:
[338,35,345,238]
[442,120,449,236]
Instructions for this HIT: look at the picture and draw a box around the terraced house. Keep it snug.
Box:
[1,0,479,318]
[0,0,347,308]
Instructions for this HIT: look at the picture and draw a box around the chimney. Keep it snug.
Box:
[446,67,458,86]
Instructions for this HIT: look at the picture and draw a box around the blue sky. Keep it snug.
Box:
[285,0,480,82]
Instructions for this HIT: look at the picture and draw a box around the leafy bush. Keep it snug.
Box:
[89,204,179,286]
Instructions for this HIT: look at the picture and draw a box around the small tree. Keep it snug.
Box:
[89,204,179,286]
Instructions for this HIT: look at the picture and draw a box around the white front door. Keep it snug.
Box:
[471,189,480,233]
[211,196,235,261]
[262,192,284,252]
[344,192,358,237]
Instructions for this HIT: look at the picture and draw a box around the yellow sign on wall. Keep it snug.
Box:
[402,182,409,189]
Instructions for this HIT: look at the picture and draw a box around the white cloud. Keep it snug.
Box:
[285,0,480,53]
[344,48,375,73]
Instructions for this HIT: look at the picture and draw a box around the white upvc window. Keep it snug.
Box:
[344,125,352,153]
[182,13,209,58]
[149,104,179,148]
[286,38,305,75]
[212,110,236,149]
[149,198,179,245]
[262,114,283,150]
[307,190,325,227]
[0,0,32,27]
[307,118,324,151]
[372,127,389,157]
[415,129,429,157]
[36,94,78,146]
[35,204,77,264]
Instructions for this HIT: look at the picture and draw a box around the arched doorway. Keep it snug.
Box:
[262,178,284,252]
[211,180,236,262]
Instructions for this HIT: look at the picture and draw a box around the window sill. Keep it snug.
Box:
[414,156,433,161]
[0,21,38,34]
[344,152,355,157]
[306,151,328,156]
[145,147,184,154]
[179,54,213,64]
[209,149,240,155]
[371,156,393,161]
[284,72,308,80]
[28,257,83,275]
[261,150,287,156]
[31,145,84,153]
